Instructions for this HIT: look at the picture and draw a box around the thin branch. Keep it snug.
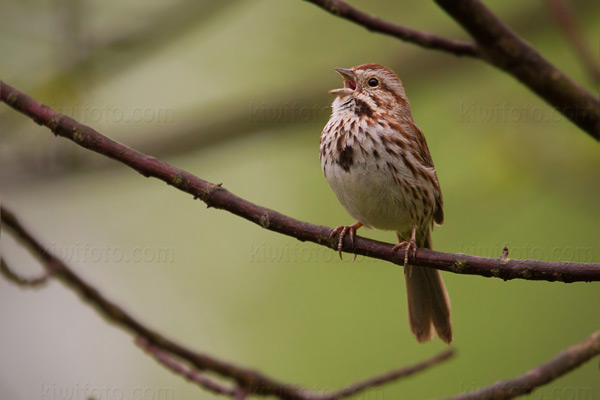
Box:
[305,0,600,140]
[433,0,599,140]
[1,81,599,282]
[137,334,455,400]
[0,257,54,287]
[135,337,239,398]
[1,205,455,400]
[544,0,600,85]
[444,330,600,400]
[304,0,478,56]
[320,350,455,399]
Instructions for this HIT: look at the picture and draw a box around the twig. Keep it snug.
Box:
[0,257,54,287]
[433,0,599,139]
[1,81,599,282]
[304,0,478,56]
[136,337,239,397]
[1,206,455,400]
[544,0,600,85]
[305,0,600,140]
[443,330,600,400]
[137,334,454,400]
[318,350,454,399]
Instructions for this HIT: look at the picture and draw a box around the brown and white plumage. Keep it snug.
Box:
[320,64,452,343]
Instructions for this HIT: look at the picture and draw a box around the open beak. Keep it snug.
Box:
[329,68,357,96]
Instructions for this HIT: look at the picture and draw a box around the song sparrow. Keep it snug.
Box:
[320,64,452,344]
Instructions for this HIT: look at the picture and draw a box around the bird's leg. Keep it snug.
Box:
[392,225,418,267]
[329,222,363,261]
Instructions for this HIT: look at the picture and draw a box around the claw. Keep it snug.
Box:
[393,225,418,267]
[392,240,417,267]
[328,226,346,258]
[329,222,362,260]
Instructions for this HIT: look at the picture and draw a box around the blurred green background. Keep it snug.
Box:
[1,0,599,399]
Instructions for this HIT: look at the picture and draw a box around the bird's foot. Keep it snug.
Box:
[393,226,418,267]
[329,222,362,261]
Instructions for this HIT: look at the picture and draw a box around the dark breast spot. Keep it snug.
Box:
[354,99,373,118]
[335,135,354,172]
[337,145,354,172]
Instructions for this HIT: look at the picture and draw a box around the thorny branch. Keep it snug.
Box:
[305,0,600,140]
[1,206,453,400]
[1,81,599,283]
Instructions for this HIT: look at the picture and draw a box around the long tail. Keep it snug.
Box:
[405,233,452,344]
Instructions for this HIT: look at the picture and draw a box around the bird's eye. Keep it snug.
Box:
[367,78,379,87]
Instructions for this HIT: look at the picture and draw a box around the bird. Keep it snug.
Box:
[319,64,452,343]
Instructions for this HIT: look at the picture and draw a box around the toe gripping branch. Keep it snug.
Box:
[329,222,363,261]
[393,225,418,267]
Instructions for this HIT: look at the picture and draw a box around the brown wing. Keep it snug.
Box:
[410,122,444,225]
